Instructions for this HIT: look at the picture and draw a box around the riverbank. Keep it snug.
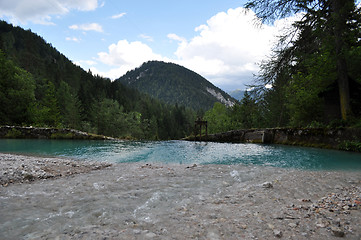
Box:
[1,153,360,239]
[0,126,114,140]
[186,127,361,152]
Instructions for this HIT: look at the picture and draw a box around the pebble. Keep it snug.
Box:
[144,232,157,238]
[262,182,273,188]
[288,223,297,228]
[331,226,345,237]
[273,229,283,238]
[311,186,361,214]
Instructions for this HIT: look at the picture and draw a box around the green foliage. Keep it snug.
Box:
[4,128,22,138]
[0,50,36,125]
[31,81,61,127]
[0,21,196,140]
[246,0,361,128]
[117,61,235,111]
[339,141,361,152]
[50,132,74,139]
[91,98,127,138]
[204,102,231,134]
[238,91,262,129]
[204,92,263,134]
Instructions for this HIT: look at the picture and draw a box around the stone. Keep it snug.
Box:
[288,223,297,228]
[262,182,273,188]
[145,232,157,238]
[267,223,275,230]
[133,229,141,235]
[316,219,329,228]
[273,229,283,238]
[207,231,220,240]
[331,227,345,237]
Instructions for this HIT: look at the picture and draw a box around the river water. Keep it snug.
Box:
[0,139,360,170]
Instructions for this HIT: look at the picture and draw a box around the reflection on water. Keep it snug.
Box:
[0,139,360,170]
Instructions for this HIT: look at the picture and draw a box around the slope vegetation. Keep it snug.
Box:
[117,61,236,110]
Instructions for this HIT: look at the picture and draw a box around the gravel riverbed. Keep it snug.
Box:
[0,153,360,239]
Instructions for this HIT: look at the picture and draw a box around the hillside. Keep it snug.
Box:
[117,61,236,110]
[0,20,195,140]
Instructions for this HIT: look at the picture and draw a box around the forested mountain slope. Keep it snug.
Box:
[0,20,195,139]
[117,61,236,110]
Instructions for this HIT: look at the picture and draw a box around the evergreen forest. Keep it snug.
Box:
[0,21,195,140]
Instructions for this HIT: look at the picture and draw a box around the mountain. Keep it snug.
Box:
[228,89,245,101]
[0,20,195,140]
[117,61,236,110]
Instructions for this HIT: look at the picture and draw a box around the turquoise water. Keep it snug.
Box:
[0,139,360,170]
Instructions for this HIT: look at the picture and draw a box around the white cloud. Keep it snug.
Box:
[170,7,299,90]
[111,13,126,19]
[66,37,81,42]
[62,0,98,11]
[167,33,187,43]
[0,0,99,25]
[139,34,154,42]
[69,23,103,32]
[95,40,166,79]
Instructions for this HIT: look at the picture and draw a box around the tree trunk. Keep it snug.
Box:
[331,0,352,121]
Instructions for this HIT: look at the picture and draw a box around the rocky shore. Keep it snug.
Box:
[0,153,112,186]
[0,154,360,239]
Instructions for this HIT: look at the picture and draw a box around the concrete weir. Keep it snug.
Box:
[186,127,361,150]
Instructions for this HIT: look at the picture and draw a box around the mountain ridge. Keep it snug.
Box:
[117,61,236,110]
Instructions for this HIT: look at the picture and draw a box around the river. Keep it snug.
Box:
[0,139,360,170]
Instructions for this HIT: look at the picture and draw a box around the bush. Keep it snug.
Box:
[339,141,361,152]
[5,128,22,138]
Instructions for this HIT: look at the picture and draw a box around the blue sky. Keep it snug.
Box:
[1,0,315,91]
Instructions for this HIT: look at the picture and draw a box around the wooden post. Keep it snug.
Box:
[194,117,208,141]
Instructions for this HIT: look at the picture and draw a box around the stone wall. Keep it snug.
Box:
[0,126,113,140]
[187,128,361,150]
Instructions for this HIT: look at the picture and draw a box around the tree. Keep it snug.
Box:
[32,81,61,126]
[238,91,262,128]
[56,81,82,129]
[0,50,36,125]
[204,102,232,134]
[91,98,127,137]
[245,0,361,122]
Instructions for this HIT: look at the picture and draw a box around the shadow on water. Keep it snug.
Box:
[0,139,360,170]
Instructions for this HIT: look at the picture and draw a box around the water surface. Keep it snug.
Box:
[0,139,360,170]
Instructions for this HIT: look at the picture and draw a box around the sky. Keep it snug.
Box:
[1,0,304,92]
